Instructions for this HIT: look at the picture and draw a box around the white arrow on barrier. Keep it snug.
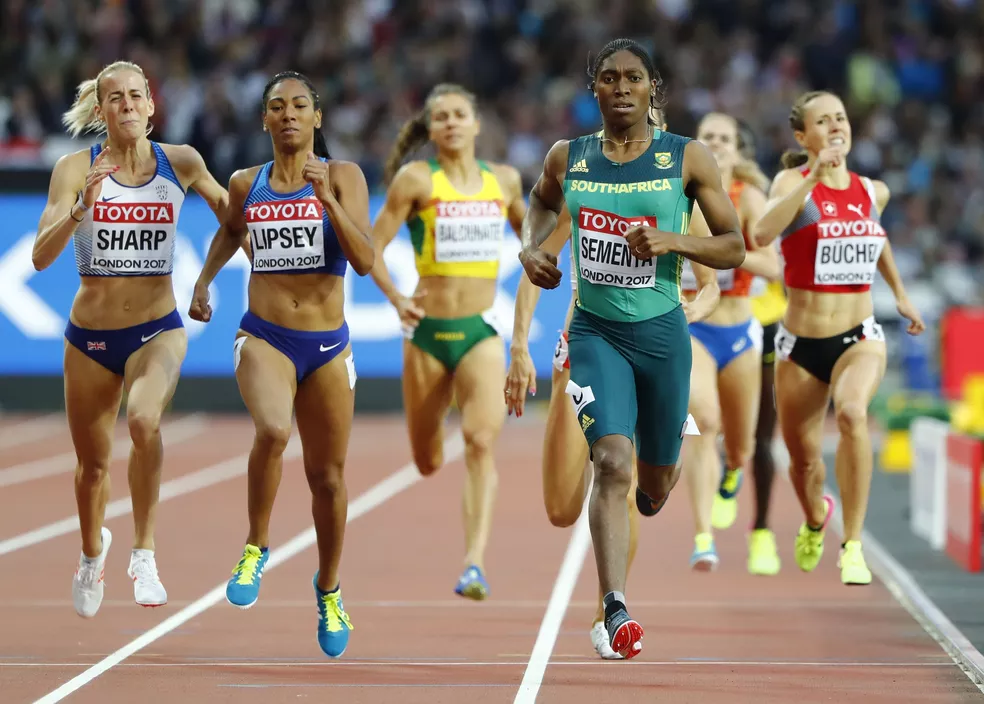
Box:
[0,233,64,338]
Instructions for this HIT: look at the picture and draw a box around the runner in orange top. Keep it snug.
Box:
[678,112,781,574]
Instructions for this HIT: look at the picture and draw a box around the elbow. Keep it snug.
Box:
[32,249,48,272]
[352,248,375,277]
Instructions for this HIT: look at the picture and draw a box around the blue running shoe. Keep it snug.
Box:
[226,544,268,609]
[314,574,353,658]
[454,564,489,600]
[690,532,719,572]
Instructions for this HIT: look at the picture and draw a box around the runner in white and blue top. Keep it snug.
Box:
[32,60,230,621]
[189,70,376,660]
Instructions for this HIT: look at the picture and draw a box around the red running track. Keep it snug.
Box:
[0,413,980,703]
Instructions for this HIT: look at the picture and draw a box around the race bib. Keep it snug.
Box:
[680,259,735,291]
[246,198,326,272]
[814,219,886,286]
[576,206,657,289]
[91,201,176,274]
[433,200,505,263]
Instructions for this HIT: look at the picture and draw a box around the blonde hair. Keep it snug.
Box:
[62,61,150,138]
[383,83,478,185]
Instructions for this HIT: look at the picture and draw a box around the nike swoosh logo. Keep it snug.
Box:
[102,195,120,202]
[141,329,165,343]
[320,342,341,352]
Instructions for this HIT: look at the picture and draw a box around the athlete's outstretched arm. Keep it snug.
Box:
[870,180,925,335]
[188,169,252,323]
[674,140,746,269]
[506,211,572,416]
[519,140,570,289]
[172,145,249,259]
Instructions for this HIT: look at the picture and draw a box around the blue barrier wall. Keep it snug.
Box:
[0,194,573,378]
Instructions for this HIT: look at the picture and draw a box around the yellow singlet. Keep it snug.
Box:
[408,159,507,279]
[751,278,788,326]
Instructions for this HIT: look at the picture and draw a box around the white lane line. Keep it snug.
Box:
[0,414,206,488]
[0,431,297,557]
[31,432,465,704]
[0,414,63,450]
[514,489,592,704]
[1,660,958,669]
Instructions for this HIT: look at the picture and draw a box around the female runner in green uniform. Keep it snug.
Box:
[518,38,746,659]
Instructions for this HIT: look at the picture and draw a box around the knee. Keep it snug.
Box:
[544,498,580,528]
[638,462,680,502]
[789,455,823,478]
[254,421,292,455]
[835,401,868,437]
[591,443,633,491]
[76,457,111,484]
[462,425,497,462]
[690,403,720,438]
[127,408,161,448]
[305,461,345,498]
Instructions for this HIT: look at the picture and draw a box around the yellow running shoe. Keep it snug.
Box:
[838,540,872,585]
[794,495,835,572]
[747,528,780,576]
[711,468,743,530]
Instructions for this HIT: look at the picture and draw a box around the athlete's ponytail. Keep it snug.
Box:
[732,119,771,192]
[313,129,331,160]
[383,83,478,186]
[781,90,831,171]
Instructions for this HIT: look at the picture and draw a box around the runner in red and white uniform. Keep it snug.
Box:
[753,91,925,586]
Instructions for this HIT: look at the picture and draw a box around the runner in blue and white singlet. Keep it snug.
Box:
[190,71,375,660]
[33,60,230,620]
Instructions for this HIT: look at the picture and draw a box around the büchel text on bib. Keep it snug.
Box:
[813,218,886,286]
[91,201,175,274]
[577,206,657,289]
[433,200,505,263]
[247,198,326,272]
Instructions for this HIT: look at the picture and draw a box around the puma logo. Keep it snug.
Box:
[847,204,865,218]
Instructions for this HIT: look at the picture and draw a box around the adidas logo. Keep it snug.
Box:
[570,159,589,173]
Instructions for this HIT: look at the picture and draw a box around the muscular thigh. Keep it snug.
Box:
[567,315,636,455]
[64,341,124,465]
[234,332,297,433]
[542,364,590,505]
[452,336,506,440]
[687,337,720,429]
[294,346,356,468]
[775,359,829,462]
[830,340,886,409]
[402,340,454,455]
[633,307,692,467]
[123,329,188,415]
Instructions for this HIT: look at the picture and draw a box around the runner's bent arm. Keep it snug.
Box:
[675,140,746,269]
[512,211,571,351]
[369,163,429,306]
[194,169,251,289]
[750,169,815,246]
[520,140,569,251]
[735,184,780,279]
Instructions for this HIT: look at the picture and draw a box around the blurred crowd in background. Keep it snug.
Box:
[2,0,982,322]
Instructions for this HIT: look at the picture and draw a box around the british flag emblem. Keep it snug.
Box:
[822,202,837,216]
[87,341,106,351]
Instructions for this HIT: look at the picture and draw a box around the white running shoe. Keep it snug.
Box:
[590,621,622,660]
[73,526,112,618]
[128,549,168,607]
